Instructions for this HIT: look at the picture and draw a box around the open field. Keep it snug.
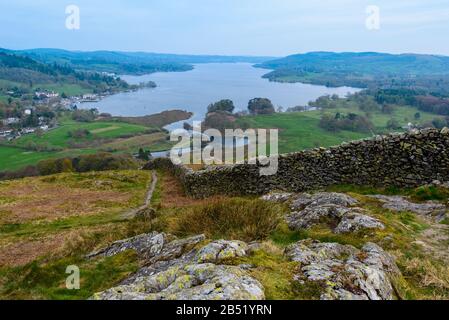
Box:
[0,118,172,172]
[0,170,151,267]
[238,105,445,153]
[12,119,150,149]
[238,112,369,153]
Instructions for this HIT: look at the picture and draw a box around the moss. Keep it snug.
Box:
[230,249,302,300]
[411,185,449,202]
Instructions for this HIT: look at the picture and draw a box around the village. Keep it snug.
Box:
[0,89,103,141]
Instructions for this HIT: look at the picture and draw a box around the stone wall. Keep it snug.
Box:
[145,128,449,198]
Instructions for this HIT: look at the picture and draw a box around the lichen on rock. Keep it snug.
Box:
[196,240,249,264]
[90,237,265,300]
[369,195,447,222]
[285,239,400,300]
[282,192,385,234]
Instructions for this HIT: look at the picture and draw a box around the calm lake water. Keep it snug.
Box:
[83,63,360,127]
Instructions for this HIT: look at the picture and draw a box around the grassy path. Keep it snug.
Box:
[122,171,158,219]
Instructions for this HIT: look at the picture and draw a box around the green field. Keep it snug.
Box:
[35,83,92,96]
[12,119,150,149]
[0,146,100,171]
[238,105,444,154]
[0,119,170,172]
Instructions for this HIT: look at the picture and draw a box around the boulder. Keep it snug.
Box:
[286,193,384,234]
[86,232,165,259]
[290,192,359,211]
[369,195,447,222]
[196,240,249,263]
[91,263,265,300]
[285,240,400,300]
[91,238,264,301]
[87,233,205,263]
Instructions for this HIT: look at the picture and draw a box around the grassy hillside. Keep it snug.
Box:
[0,170,151,299]
[12,120,148,149]
[237,105,444,153]
[0,117,174,172]
[0,170,447,299]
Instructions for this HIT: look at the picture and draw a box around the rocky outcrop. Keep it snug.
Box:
[91,237,264,301]
[87,232,205,264]
[290,192,359,210]
[369,195,447,222]
[91,263,264,300]
[262,192,385,234]
[146,128,449,198]
[86,232,166,259]
[285,240,400,300]
[196,240,249,264]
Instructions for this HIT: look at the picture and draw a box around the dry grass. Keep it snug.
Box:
[99,132,170,152]
[157,172,222,208]
[160,198,285,242]
[0,170,151,267]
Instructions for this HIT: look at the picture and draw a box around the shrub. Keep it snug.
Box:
[73,153,139,172]
[248,98,275,115]
[207,99,235,114]
[163,198,284,242]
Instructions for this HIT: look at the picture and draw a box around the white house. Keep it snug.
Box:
[2,117,20,126]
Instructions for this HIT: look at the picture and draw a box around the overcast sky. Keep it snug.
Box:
[1,0,449,56]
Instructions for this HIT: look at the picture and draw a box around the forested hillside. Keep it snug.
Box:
[0,51,131,96]
[258,52,449,96]
[1,48,273,75]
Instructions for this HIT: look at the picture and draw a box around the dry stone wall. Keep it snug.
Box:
[145,128,449,198]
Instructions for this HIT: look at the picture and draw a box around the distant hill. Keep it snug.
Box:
[258,52,449,76]
[257,52,449,95]
[0,48,274,75]
[0,51,132,96]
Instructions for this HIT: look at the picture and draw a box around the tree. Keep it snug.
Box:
[386,119,401,130]
[137,148,151,161]
[248,98,275,115]
[207,99,235,114]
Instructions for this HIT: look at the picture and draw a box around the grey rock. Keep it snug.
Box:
[335,212,386,233]
[286,193,384,234]
[87,232,205,263]
[196,240,249,263]
[86,232,165,259]
[286,240,400,300]
[291,192,359,211]
[370,195,447,222]
[92,263,265,300]
[90,237,264,300]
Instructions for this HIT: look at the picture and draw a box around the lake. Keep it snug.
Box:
[82,63,360,128]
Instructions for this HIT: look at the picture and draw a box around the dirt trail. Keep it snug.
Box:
[122,171,158,219]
